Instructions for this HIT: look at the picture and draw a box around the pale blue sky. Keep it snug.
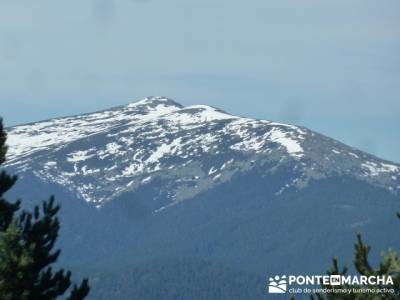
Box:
[0,0,399,162]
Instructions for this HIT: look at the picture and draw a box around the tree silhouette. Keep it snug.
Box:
[311,215,400,300]
[0,118,90,300]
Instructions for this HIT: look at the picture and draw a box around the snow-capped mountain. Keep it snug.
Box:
[4,97,400,300]
[5,96,400,210]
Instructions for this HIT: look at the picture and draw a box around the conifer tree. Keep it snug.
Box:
[0,120,19,231]
[311,215,400,300]
[0,118,90,299]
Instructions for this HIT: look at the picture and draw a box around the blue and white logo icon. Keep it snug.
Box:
[268,275,287,293]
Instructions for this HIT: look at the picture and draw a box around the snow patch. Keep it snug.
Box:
[268,127,304,158]
[362,161,400,176]
[67,150,95,163]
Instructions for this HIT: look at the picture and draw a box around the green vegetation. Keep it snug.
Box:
[0,119,90,300]
[89,257,266,300]
[312,214,400,299]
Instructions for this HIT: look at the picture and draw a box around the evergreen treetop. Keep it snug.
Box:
[0,118,90,300]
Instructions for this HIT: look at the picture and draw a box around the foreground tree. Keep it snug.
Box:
[0,121,19,232]
[0,118,89,299]
[311,215,400,300]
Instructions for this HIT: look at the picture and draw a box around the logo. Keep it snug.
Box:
[268,275,287,293]
[266,274,394,295]
[329,275,341,286]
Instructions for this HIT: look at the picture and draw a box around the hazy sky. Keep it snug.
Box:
[0,0,399,162]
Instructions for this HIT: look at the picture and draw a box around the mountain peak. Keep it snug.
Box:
[126,96,183,110]
[161,104,239,127]
[5,96,183,163]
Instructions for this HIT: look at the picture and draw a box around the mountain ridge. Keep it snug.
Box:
[5,96,400,210]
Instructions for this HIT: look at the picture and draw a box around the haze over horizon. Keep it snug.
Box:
[1,0,399,163]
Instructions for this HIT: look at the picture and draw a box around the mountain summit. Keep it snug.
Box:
[6,97,399,209]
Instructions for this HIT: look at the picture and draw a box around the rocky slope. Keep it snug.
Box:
[5,96,400,210]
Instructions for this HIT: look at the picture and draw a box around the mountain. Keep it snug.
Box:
[6,96,399,208]
[4,97,400,299]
